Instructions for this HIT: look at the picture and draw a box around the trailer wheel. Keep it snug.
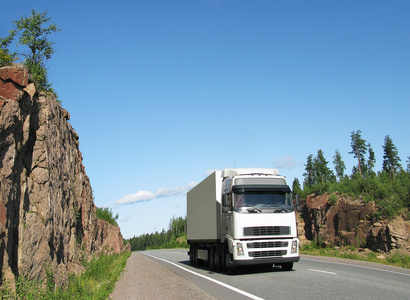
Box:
[189,245,194,265]
[190,244,198,266]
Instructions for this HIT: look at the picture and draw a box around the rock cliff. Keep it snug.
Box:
[0,65,127,285]
[298,193,410,253]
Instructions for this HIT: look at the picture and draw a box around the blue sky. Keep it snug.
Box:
[2,1,409,238]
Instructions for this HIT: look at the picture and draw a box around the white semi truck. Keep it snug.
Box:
[187,168,300,271]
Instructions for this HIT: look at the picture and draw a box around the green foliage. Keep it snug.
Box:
[382,135,402,180]
[302,168,410,219]
[329,194,338,206]
[301,130,409,220]
[0,251,130,299]
[349,130,368,177]
[303,150,335,190]
[292,178,302,194]
[300,243,410,269]
[127,216,188,251]
[0,31,18,67]
[333,149,346,181]
[1,9,60,90]
[303,154,315,188]
[96,207,118,225]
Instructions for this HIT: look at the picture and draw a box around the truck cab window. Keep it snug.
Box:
[234,191,294,209]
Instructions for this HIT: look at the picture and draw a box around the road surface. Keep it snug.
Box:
[140,249,410,300]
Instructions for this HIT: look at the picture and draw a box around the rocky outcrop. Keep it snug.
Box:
[0,65,127,285]
[299,193,410,253]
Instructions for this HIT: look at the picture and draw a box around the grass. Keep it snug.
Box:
[300,242,410,269]
[0,251,131,299]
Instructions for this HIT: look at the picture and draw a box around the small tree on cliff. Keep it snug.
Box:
[1,9,60,91]
[292,178,302,195]
[0,34,18,66]
[382,135,402,180]
[303,154,315,188]
[349,130,368,178]
[333,149,346,182]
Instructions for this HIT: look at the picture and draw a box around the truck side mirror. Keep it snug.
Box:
[295,194,302,212]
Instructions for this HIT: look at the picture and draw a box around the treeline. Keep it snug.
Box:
[293,130,410,219]
[126,216,188,251]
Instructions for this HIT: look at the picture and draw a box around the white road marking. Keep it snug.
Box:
[143,252,264,300]
[309,268,337,275]
[303,257,410,277]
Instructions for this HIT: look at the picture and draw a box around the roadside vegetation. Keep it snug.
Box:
[301,242,410,269]
[96,207,119,226]
[127,216,188,251]
[294,131,409,220]
[0,251,130,299]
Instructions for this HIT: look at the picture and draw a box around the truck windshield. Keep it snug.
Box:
[234,191,294,210]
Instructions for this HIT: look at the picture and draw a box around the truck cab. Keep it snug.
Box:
[221,169,300,270]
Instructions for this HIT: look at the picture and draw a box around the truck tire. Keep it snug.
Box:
[222,244,230,272]
[214,248,222,272]
[208,247,215,270]
[190,244,198,266]
[189,245,194,265]
[281,262,293,271]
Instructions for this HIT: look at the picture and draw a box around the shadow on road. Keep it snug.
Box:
[179,259,294,276]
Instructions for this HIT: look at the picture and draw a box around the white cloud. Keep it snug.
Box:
[116,190,155,205]
[273,156,296,170]
[116,181,197,205]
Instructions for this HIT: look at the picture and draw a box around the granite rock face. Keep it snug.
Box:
[0,65,127,285]
[299,193,409,253]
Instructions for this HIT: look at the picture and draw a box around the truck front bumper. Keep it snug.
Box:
[230,256,300,267]
[227,237,300,267]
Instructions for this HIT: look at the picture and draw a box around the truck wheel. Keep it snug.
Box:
[222,245,230,272]
[189,245,194,265]
[209,247,215,270]
[281,262,293,271]
[190,244,198,266]
[214,249,221,272]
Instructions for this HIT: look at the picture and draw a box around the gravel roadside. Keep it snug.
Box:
[110,252,216,300]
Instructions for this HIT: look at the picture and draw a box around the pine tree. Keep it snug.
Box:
[349,130,368,177]
[333,149,346,181]
[303,154,314,188]
[382,135,402,180]
[292,178,302,194]
[366,144,376,177]
[407,156,410,174]
[313,149,335,184]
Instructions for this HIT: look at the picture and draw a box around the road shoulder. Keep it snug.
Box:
[110,252,216,300]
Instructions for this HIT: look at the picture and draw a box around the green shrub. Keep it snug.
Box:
[0,251,131,299]
[329,194,338,206]
[96,207,118,225]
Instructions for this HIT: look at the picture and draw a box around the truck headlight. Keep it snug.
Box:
[291,240,298,253]
[237,243,244,256]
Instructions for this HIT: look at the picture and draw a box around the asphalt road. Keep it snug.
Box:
[142,249,410,300]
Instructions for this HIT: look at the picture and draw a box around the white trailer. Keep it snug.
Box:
[187,168,300,271]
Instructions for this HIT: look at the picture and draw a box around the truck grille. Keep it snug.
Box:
[249,250,287,258]
[243,226,290,236]
[247,241,288,249]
